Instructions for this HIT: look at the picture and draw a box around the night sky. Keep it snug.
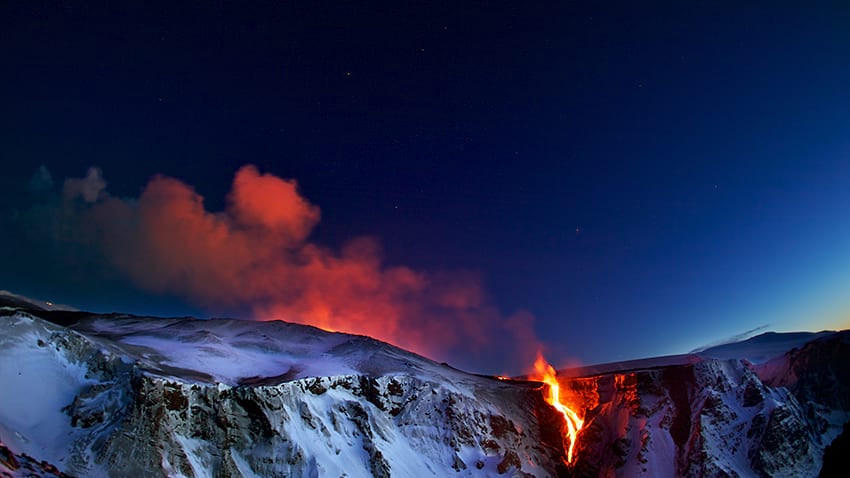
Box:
[2,2,850,374]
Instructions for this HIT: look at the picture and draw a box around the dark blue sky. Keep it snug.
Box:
[2,2,850,370]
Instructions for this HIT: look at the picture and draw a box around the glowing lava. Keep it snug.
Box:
[531,352,584,463]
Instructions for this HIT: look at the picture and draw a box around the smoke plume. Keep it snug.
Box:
[53,165,539,371]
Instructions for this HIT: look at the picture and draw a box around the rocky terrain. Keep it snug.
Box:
[1,293,847,477]
[0,301,568,477]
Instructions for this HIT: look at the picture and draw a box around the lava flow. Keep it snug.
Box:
[531,352,584,463]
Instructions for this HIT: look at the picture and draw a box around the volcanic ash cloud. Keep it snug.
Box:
[53,164,540,372]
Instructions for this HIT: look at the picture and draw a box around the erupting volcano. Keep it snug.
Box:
[530,352,585,463]
[2,294,850,477]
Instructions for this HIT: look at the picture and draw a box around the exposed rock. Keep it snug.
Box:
[0,310,568,477]
[1,303,848,478]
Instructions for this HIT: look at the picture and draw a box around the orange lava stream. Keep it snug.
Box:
[531,353,584,463]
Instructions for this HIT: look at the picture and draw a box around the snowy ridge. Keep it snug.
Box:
[0,308,569,477]
[558,354,703,378]
[0,312,131,476]
[565,333,850,477]
[697,330,836,363]
[1,299,849,477]
[0,291,78,312]
[71,315,479,387]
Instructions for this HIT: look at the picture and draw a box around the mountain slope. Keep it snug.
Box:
[563,331,850,477]
[697,331,836,363]
[1,295,848,477]
[0,306,569,477]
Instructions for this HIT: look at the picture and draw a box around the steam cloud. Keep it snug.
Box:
[63,167,107,203]
[54,165,540,371]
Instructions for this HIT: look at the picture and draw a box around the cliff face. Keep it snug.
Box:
[0,310,568,477]
[564,332,850,478]
[1,300,848,478]
[91,371,570,477]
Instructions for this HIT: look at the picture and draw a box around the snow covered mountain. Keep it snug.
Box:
[564,330,850,477]
[1,294,848,477]
[0,301,569,477]
[697,331,835,363]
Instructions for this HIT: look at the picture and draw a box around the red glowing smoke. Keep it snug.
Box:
[59,165,539,370]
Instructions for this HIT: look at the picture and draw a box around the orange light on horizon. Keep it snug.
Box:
[530,352,584,463]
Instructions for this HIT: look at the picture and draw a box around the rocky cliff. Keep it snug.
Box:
[1,298,848,477]
[563,332,850,477]
[0,308,568,477]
